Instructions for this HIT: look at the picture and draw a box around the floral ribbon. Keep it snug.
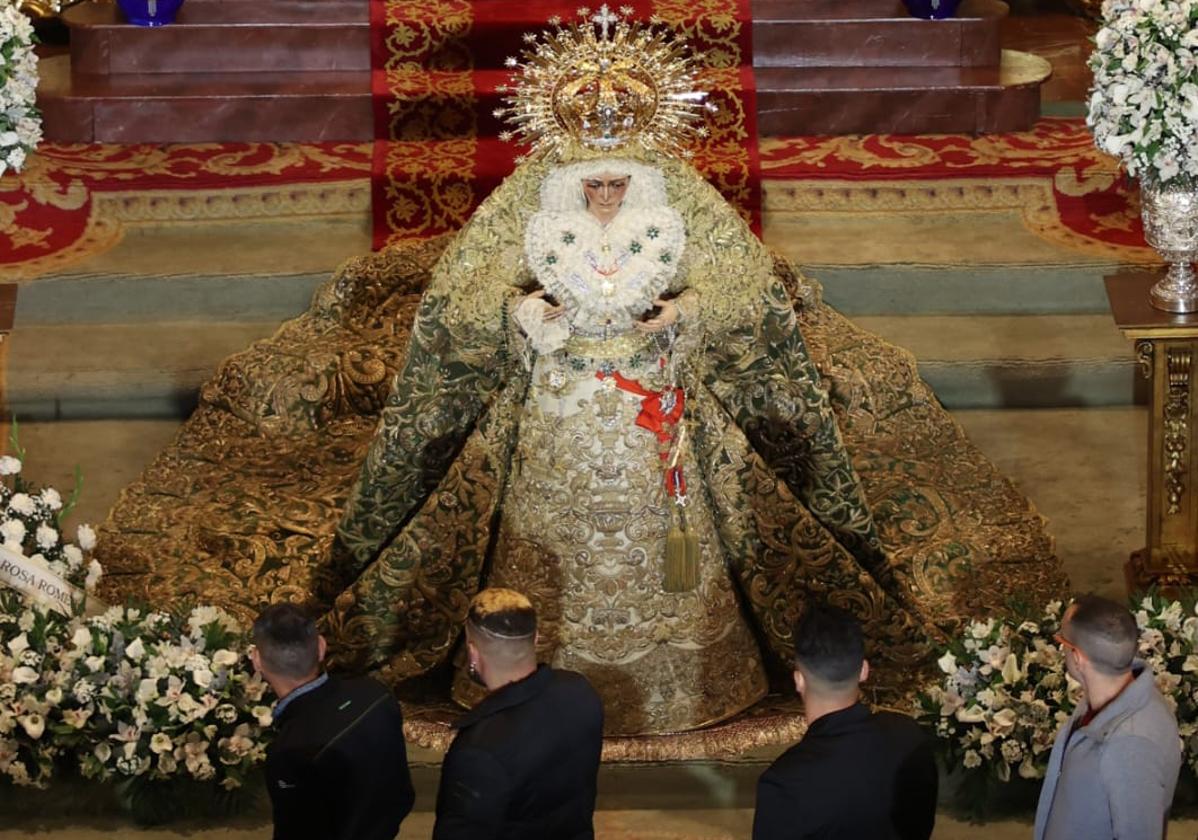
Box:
[0,545,104,616]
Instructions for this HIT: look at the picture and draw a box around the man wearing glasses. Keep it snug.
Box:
[1034,595,1181,840]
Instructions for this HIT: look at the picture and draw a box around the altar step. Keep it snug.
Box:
[62,0,1000,75]
[65,0,369,75]
[38,0,1046,142]
[39,51,1045,143]
[2,305,1138,420]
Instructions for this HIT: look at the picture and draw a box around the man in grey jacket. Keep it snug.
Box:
[1034,594,1181,840]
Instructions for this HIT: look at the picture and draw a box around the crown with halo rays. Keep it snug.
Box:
[493,5,715,161]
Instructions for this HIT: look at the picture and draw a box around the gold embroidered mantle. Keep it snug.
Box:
[96,155,1067,736]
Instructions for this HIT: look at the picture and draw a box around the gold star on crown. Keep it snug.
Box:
[495,5,713,160]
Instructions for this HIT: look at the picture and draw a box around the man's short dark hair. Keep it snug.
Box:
[1065,594,1138,676]
[793,604,865,687]
[252,603,320,679]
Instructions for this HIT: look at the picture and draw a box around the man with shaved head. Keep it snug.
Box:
[433,588,604,840]
[1035,594,1181,840]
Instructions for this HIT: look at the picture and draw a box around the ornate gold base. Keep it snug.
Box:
[1125,547,1198,597]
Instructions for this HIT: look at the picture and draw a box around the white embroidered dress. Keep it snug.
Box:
[450,160,767,735]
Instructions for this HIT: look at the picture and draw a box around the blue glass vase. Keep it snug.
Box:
[903,0,962,18]
[116,0,185,26]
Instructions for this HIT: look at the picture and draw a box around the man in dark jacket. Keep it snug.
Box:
[753,604,938,840]
[433,588,604,840]
[250,603,414,840]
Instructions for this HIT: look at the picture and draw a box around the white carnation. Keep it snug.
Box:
[125,638,145,662]
[76,524,97,551]
[85,560,102,592]
[35,524,58,550]
[63,544,83,570]
[0,457,22,476]
[38,489,62,511]
[7,494,34,516]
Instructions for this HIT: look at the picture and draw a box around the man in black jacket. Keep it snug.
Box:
[250,603,414,840]
[753,605,938,840]
[433,588,604,840]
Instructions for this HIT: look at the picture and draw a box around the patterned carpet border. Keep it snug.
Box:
[761,117,1152,260]
[0,143,371,279]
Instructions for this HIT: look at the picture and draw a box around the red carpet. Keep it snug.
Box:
[761,118,1149,253]
[0,143,371,278]
[369,0,760,248]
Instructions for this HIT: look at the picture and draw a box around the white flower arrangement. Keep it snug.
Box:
[0,2,42,177]
[0,595,271,791]
[1133,592,1198,771]
[0,443,274,800]
[73,605,270,790]
[0,445,99,599]
[918,596,1198,787]
[1086,0,1198,186]
[917,601,1077,784]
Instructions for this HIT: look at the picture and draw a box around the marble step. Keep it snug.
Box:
[851,313,1140,408]
[756,50,1048,135]
[60,0,1001,77]
[12,264,1124,328]
[64,0,999,76]
[0,313,1140,421]
[37,55,373,143]
[39,49,1046,142]
[753,15,1000,69]
[64,1,371,75]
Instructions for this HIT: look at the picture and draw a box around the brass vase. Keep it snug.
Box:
[1142,180,1198,313]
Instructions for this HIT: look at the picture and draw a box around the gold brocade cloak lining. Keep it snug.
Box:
[96,155,1067,751]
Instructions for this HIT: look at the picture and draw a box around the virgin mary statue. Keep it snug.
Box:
[97,10,1065,738]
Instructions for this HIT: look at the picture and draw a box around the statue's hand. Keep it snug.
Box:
[524,289,566,322]
[635,298,679,332]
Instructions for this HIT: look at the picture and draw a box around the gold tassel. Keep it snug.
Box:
[664,508,700,592]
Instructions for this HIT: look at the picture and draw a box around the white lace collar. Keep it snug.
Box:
[524,205,685,336]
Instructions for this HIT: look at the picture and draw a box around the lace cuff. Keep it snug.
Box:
[674,288,700,324]
[514,296,570,355]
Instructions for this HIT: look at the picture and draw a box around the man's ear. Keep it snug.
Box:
[859,659,870,684]
[316,635,328,664]
[793,669,804,697]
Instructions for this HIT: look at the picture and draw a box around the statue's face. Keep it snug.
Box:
[581,173,630,224]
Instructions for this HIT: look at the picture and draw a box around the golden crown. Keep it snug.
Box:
[495,5,713,160]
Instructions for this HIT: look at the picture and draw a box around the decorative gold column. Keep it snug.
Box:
[1107,273,1198,592]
